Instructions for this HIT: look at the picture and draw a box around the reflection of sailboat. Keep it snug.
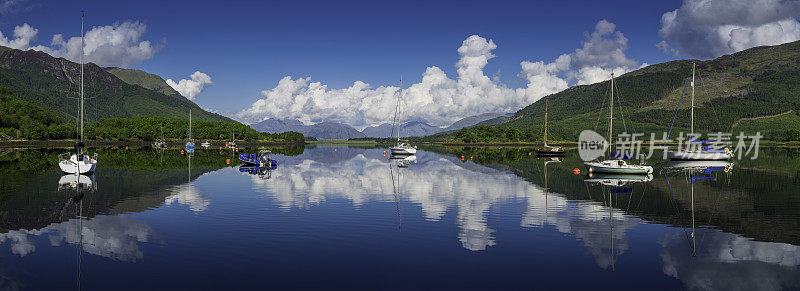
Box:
[541,157,561,215]
[536,98,564,156]
[584,170,647,271]
[584,73,652,175]
[58,174,96,191]
[388,158,404,230]
[390,154,417,168]
[389,79,417,156]
[664,160,734,257]
[667,63,733,161]
[59,12,97,174]
[584,173,653,187]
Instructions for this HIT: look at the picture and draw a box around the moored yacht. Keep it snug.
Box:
[583,73,653,175]
[59,12,98,175]
[666,63,732,161]
[389,79,416,156]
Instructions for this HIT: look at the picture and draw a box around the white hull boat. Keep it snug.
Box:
[390,143,417,155]
[58,153,97,174]
[584,159,653,175]
[60,13,98,174]
[666,64,732,161]
[388,79,417,156]
[583,73,652,177]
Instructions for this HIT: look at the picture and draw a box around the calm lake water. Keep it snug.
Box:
[1,145,799,290]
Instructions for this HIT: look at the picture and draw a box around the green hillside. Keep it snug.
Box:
[0,46,230,123]
[434,40,800,143]
[106,67,181,96]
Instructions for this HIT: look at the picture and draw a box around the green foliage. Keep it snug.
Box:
[0,48,230,124]
[106,67,180,96]
[0,86,69,139]
[85,116,304,142]
[450,126,538,143]
[419,41,800,143]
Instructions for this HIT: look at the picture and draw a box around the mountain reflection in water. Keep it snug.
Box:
[0,146,798,290]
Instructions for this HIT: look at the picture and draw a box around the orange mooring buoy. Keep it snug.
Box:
[461,155,465,160]
[470,156,473,160]
[226,159,231,165]
[181,150,185,154]
[528,152,531,156]
[573,168,581,175]
[383,151,386,156]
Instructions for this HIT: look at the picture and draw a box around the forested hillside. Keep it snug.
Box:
[0,46,229,123]
[433,40,800,143]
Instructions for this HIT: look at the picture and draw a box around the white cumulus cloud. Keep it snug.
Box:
[237,22,641,128]
[659,0,800,58]
[520,19,643,98]
[0,21,162,67]
[166,71,213,100]
[0,23,38,50]
[237,35,528,127]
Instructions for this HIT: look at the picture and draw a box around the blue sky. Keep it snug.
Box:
[2,0,799,127]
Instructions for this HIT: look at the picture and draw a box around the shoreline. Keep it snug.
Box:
[0,140,307,149]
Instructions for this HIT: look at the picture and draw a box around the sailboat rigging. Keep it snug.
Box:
[536,98,564,156]
[667,63,733,160]
[390,79,417,156]
[185,109,195,151]
[59,11,97,174]
[584,73,653,175]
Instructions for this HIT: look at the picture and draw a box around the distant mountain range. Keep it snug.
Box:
[250,113,508,139]
[0,45,228,122]
[250,118,366,140]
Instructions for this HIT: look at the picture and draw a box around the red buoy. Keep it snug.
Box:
[573,168,581,175]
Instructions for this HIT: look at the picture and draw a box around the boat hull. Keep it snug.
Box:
[390,147,416,155]
[667,151,732,160]
[59,160,97,174]
[584,162,653,175]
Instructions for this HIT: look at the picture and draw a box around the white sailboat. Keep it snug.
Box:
[59,12,97,175]
[389,79,416,156]
[667,63,733,160]
[185,109,195,151]
[584,73,653,175]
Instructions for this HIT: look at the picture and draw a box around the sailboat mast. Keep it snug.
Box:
[390,79,402,141]
[691,63,695,138]
[397,79,403,141]
[608,73,614,156]
[544,99,548,146]
[80,11,84,142]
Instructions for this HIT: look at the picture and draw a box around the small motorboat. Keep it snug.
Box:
[201,141,211,148]
[239,150,277,168]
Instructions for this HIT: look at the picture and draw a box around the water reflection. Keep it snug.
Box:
[661,161,800,290]
[165,153,210,213]
[0,146,798,289]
